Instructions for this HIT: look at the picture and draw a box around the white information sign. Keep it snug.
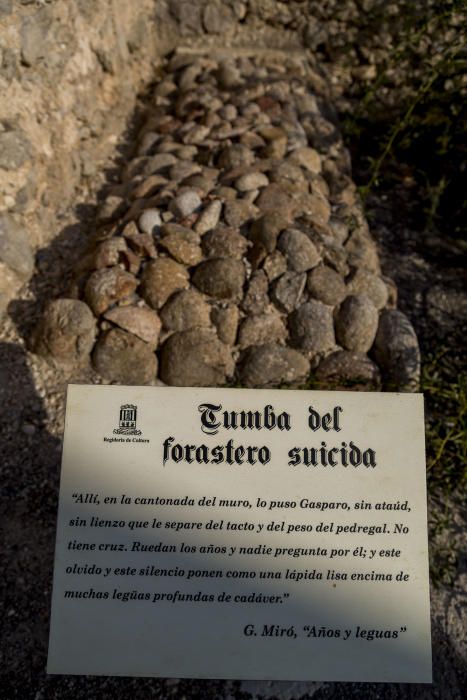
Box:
[47,385,431,682]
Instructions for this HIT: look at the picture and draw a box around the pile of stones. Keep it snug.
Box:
[34,52,420,390]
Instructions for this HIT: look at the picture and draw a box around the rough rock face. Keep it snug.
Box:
[33,299,96,367]
[0,0,162,272]
[93,329,158,385]
[33,53,419,389]
[0,212,34,315]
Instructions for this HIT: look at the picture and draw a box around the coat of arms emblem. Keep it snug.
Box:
[113,404,142,435]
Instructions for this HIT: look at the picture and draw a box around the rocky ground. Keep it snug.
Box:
[0,50,465,700]
[30,52,419,393]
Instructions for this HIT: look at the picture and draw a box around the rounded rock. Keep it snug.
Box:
[315,351,381,390]
[103,306,161,348]
[169,190,202,219]
[85,267,138,316]
[160,289,211,332]
[289,300,335,354]
[211,305,239,345]
[238,311,287,349]
[277,228,321,273]
[241,271,269,315]
[202,226,248,260]
[288,147,321,174]
[138,208,162,235]
[239,343,310,388]
[235,172,269,192]
[217,144,255,169]
[195,200,222,235]
[159,229,202,266]
[192,259,245,300]
[160,328,234,387]
[372,309,420,389]
[93,329,157,384]
[140,258,189,309]
[335,295,379,353]
[92,238,128,269]
[34,299,96,366]
[346,269,389,310]
[271,272,306,313]
[250,212,290,254]
[223,199,258,228]
[307,265,346,306]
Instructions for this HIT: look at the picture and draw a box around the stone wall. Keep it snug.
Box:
[1,0,442,316]
[0,0,160,313]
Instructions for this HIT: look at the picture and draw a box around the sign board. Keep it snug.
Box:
[47,385,431,682]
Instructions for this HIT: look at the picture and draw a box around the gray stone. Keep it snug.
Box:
[176,145,198,160]
[160,289,211,332]
[202,227,248,260]
[346,269,389,310]
[241,271,269,315]
[169,189,202,218]
[93,329,157,384]
[270,161,308,190]
[145,152,177,174]
[159,229,202,266]
[223,199,258,228]
[238,311,287,349]
[211,305,239,345]
[256,184,294,218]
[195,200,222,235]
[0,129,31,170]
[138,209,162,235]
[372,309,421,390]
[294,192,331,225]
[0,212,34,281]
[239,343,310,388]
[103,306,161,348]
[84,267,138,316]
[262,250,287,282]
[315,351,381,390]
[34,299,96,366]
[271,272,306,313]
[185,175,217,196]
[307,265,346,306]
[160,328,234,386]
[169,160,201,182]
[277,228,321,273]
[250,212,289,254]
[289,300,335,354]
[288,147,321,174]
[335,294,379,353]
[217,144,255,169]
[235,172,269,192]
[182,124,210,145]
[140,258,189,309]
[193,259,245,300]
